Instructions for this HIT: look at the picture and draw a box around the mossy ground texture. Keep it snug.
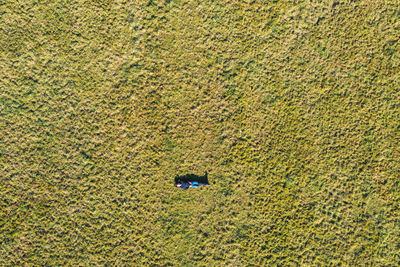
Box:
[1,0,400,265]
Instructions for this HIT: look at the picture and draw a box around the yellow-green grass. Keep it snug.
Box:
[1,0,399,265]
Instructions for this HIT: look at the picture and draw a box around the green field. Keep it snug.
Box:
[1,0,400,265]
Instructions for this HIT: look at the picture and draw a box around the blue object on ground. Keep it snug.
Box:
[181,181,190,190]
[175,172,209,189]
[175,178,208,189]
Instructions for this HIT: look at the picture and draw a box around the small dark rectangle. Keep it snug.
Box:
[175,172,209,189]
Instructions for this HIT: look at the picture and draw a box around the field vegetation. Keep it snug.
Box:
[1,0,400,265]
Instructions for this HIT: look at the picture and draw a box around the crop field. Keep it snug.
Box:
[1,0,400,265]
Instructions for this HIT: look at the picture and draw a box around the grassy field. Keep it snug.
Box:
[1,0,400,265]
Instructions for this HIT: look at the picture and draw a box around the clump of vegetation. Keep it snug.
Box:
[1,0,399,265]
